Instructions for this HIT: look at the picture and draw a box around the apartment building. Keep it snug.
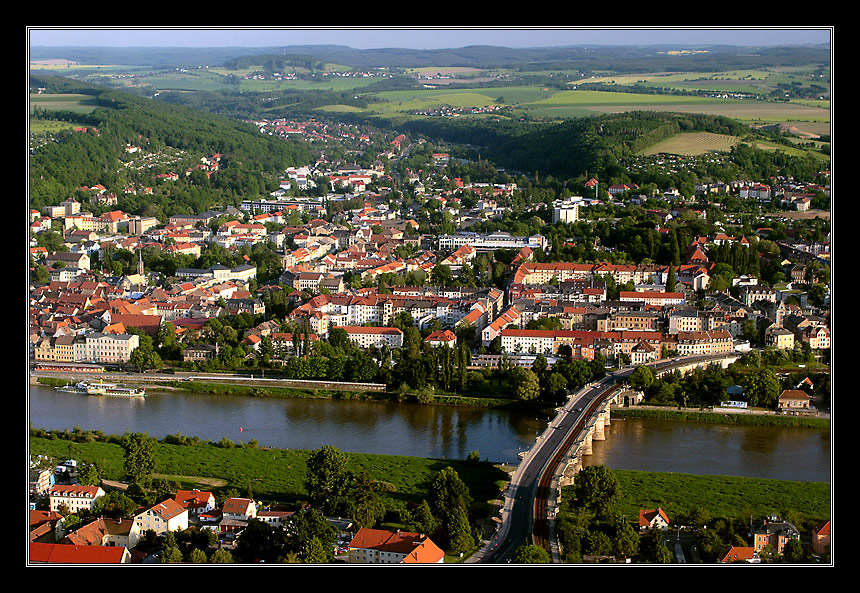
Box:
[347,528,445,564]
[49,485,106,513]
[340,326,404,349]
[83,332,140,364]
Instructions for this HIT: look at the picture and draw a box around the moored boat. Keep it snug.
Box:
[56,379,146,397]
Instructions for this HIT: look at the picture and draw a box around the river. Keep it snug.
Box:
[27,384,830,482]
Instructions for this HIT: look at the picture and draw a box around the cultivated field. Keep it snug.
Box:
[29,93,99,114]
[639,132,740,156]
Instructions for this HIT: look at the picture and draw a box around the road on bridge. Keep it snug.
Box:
[474,371,630,563]
[472,353,738,563]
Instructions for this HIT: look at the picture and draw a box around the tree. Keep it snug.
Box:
[446,504,476,555]
[209,548,234,563]
[352,471,387,529]
[782,538,807,563]
[285,509,337,562]
[512,543,552,563]
[234,518,285,563]
[129,345,162,372]
[543,372,568,398]
[305,445,353,515]
[121,432,157,485]
[511,367,540,401]
[629,365,655,391]
[611,515,640,559]
[571,465,621,518]
[431,466,472,533]
[743,368,781,408]
[302,536,330,564]
[76,462,100,486]
[409,499,439,538]
[639,528,673,563]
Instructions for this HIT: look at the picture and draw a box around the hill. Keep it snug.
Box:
[28,75,313,212]
[30,43,831,72]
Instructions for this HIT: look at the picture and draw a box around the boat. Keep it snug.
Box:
[56,379,146,397]
[55,381,89,394]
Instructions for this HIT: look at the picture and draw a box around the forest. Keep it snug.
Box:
[28,75,313,214]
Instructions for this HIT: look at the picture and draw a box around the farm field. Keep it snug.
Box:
[29,93,100,114]
[584,100,829,125]
[638,131,740,156]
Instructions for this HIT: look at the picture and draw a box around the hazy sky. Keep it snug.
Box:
[28,27,832,50]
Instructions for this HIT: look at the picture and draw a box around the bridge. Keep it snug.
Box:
[472,351,742,563]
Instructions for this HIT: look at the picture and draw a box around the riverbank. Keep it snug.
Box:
[612,405,830,429]
[33,374,534,410]
[30,429,829,540]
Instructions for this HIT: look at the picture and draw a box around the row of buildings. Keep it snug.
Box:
[30,481,444,564]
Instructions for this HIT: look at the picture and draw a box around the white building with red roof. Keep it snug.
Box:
[347,528,444,564]
[134,499,188,535]
[49,485,106,514]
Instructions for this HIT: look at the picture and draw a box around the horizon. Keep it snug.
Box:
[28,27,832,51]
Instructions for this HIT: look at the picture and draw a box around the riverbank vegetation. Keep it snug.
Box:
[612,407,829,429]
[627,350,830,412]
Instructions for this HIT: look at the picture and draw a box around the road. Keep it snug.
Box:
[473,353,739,563]
[476,372,628,563]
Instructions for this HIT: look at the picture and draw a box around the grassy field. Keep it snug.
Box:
[609,469,830,526]
[29,93,100,114]
[31,432,829,538]
[28,435,509,517]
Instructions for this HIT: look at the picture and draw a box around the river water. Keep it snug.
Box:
[27,384,831,482]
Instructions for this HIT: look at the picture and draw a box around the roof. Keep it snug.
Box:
[50,485,103,499]
[29,542,129,564]
[639,508,670,528]
[223,497,255,515]
[779,389,810,401]
[721,546,757,563]
[425,329,456,342]
[175,489,214,508]
[348,528,444,563]
[340,326,403,335]
[143,499,187,521]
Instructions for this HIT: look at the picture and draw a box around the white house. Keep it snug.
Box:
[134,499,189,535]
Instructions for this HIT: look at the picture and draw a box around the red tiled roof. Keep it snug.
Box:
[29,542,128,564]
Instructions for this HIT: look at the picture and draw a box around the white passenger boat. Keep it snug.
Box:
[56,379,146,397]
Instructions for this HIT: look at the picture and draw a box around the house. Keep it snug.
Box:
[425,329,457,348]
[752,515,800,554]
[812,520,830,556]
[638,508,670,531]
[720,546,759,563]
[777,389,812,415]
[175,489,217,518]
[256,509,294,527]
[61,517,141,550]
[221,497,258,521]
[134,499,188,535]
[29,510,64,542]
[29,542,132,564]
[183,343,218,362]
[49,485,105,514]
[347,528,445,564]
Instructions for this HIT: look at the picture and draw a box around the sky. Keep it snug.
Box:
[28,27,832,50]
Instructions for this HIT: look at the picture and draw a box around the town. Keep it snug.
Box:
[28,29,831,566]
